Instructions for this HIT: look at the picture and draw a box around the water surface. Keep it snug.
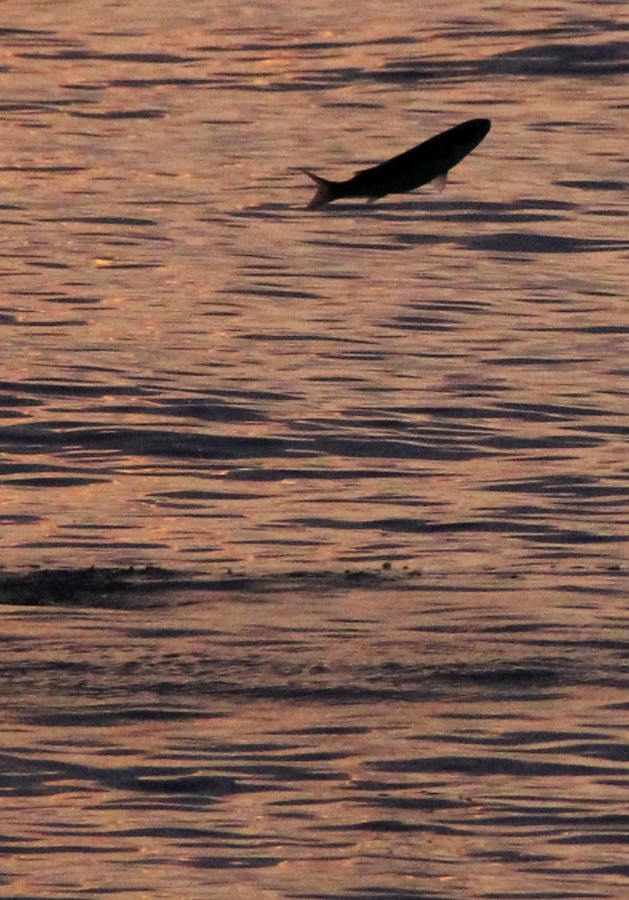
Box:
[1,1,629,897]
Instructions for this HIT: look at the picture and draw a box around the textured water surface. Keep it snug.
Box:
[0,0,628,575]
[3,567,629,899]
[1,0,629,897]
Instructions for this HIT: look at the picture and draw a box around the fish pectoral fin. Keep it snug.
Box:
[430,173,448,193]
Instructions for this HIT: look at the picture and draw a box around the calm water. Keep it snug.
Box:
[2,0,629,897]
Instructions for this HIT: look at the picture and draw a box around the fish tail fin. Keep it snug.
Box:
[303,170,338,210]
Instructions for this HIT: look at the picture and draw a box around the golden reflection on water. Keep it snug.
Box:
[4,6,629,900]
[2,568,629,898]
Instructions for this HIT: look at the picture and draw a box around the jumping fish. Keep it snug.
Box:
[304,117,491,210]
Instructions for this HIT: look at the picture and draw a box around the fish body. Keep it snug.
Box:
[304,117,490,210]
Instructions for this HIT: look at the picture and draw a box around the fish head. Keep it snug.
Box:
[469,118,491,141]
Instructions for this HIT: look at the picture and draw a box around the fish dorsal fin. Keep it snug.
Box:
[431,172,448,193]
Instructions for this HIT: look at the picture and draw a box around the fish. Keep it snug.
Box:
[303,117,491,210]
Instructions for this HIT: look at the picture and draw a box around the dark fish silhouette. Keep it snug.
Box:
[304,117,491,210]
